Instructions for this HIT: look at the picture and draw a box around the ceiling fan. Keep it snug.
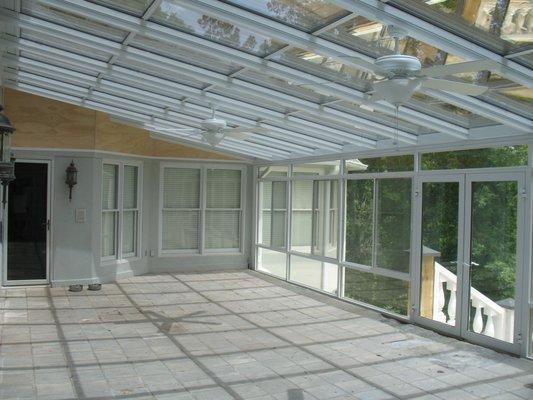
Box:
[145,106,268,147]
[304,26,495,106]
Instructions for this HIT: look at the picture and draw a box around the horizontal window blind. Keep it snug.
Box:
[206,169,241,250]
[123,165,138,209]
[102,164,118,210]
[162,167,201,251]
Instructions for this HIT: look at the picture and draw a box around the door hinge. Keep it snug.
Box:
[521,188,527,199]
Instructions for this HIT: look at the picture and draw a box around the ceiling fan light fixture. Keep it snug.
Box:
[203,131,225,147]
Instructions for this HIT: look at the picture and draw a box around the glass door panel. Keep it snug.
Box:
[416,177,463,333]
[466,180,519,344]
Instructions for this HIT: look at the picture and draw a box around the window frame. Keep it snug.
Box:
[158,162,246,256]
[101,159,142,264]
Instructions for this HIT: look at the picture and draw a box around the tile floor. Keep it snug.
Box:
[1,270,533,400]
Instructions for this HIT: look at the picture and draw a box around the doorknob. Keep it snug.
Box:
[41,220,50,230]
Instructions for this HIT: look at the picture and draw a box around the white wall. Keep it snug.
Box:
[1,149,252,286]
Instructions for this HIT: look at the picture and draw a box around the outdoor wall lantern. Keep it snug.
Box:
[0,105,15,206]
[65,160,78,201]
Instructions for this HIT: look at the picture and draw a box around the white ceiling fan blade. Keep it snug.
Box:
[422,78,489,95]
[225,131,251,140]
[147,126,201,134]
[420,60,499,78]
[225,126,269,134]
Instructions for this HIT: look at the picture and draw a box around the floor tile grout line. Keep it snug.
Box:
[113,282,245,400]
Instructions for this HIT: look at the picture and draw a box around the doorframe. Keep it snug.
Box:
[411,172,466,339]
[460,171,526,355]
[411,169,527,355]
[2,159,53,286]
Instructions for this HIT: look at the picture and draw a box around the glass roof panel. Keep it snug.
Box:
[130,35,243,76]
[389,0,533,55]
[321,16,450,66]
[20,30,112,62]
[274,47,374,91]
[237,69,337,104]
[220,0,350,32]
[87,0,152,17]
[410,93,497,128]
[22,0,129,42]
[151,0,287,56]
[330,100,433,135]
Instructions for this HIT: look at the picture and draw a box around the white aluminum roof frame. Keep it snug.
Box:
[0,0,531,161]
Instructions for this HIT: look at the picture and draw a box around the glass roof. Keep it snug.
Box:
[87,0,153,17]
[275,47,373,92]
[22,0,129,42]
[220,0,351,33]
[390,0,533,55]
[321,16,452,67]
[237,69,337,104]
[130,35,243,76]
[2,0,531,160]
[151,0,287,56]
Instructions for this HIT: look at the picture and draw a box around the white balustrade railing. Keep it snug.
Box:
[433,262,514,342]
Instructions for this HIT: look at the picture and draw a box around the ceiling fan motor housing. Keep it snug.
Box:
[201,118,227,131]
[375,54,422,77]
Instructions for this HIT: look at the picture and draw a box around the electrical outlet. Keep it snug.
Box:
[150,249,156,257]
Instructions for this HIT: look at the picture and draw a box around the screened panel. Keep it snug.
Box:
[162,210,199,250]
[206,169,241,208]
[257,247,286,278]
[163,168,200,208]
[345,179,373,266]
[346,155,414,174]
[205,210,240,249]
[290,255,338,294]
[375,179,412,273]
[122,210,136,255]
[343,268,409,316]
[123,165,138,209]
[421,145,528,170]
[259,181,286,248]
[102,164,118,210]
[101,212,116,257]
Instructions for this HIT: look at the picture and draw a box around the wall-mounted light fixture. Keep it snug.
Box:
[0,105,15,206]
[65,160,78,201]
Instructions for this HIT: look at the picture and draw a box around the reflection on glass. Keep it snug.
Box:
[153,1,286,56]
[346,155,414,174]
[89,0,152,16]
[322,18,450,67]
[391,0,532,52]
[290,255,338,294]
[291,180,338,258]
[345,178,412,273]
[293,160,340,176]
[224,0,350,32]
[468,180,518,343]
[259,181,287,248]
[421,145,528,170]
[258,165,289,178]
[420,182,460,327]
[343,268,409,315]
[257,247,286,278]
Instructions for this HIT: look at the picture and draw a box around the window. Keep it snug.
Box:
[205,169,242,250]
[101,162,141,260]
[258,180,287,249]
[161,168,201,251]
[160,165,244,254]
[345,178,412,273]
[291,179,338,258]
[102,164,118,259]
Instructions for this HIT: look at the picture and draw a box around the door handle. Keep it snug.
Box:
[42,220,50,230]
